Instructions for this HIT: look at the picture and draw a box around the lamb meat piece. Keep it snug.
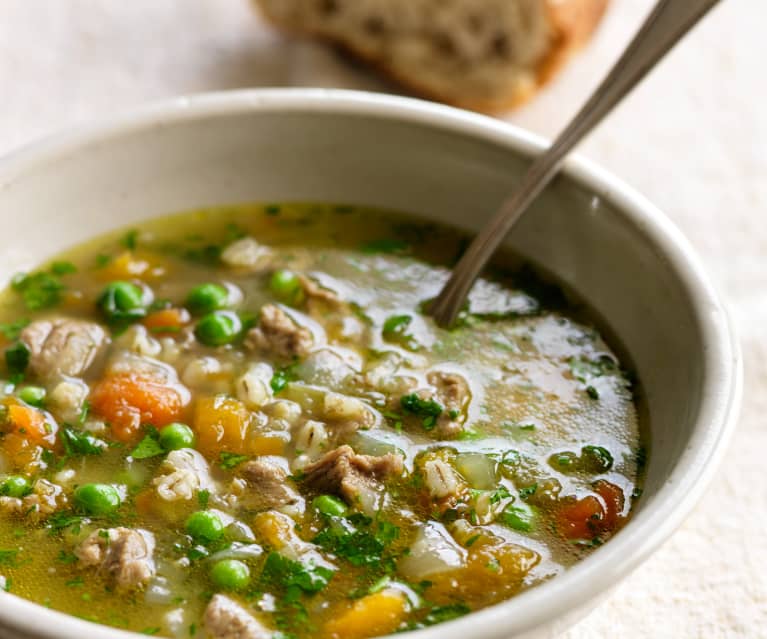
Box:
[75,527,155,590]
[204,594,272,639]
[297,274,343,308]
[245,304,313,360]
[239,457,303,512]
[301,445,403,508]
[20,318,107,379]
[426,370,471,438]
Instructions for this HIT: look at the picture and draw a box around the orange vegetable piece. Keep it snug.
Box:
[99,251,166,281]
[1,399,57,469]
[252,511,294,550]
[91,373,184,443]
[593,479,626,530]
[557,495,604,539]
[323,590,407,639]
[193,395,252,458]
[250,434,286,457]
[142,308,190,336]
[427,533,539,602]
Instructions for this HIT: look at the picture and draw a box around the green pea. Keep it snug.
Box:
[502,502,535,532]
[98,281,148,322]
[195,311,242,346]
[268,269,303,305]
[185,511,224,543]
[18,386,46,407]
[210,559,251,591]
[158,423,195,451]
[0,475,32,498]
[74,483,121,515]
[581,445,614,473]
[312,494,347,517]
[186,283,229,315]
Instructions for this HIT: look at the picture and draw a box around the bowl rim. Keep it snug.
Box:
[0,88,742,639]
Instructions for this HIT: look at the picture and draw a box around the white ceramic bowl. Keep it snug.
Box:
[0,90,741,639]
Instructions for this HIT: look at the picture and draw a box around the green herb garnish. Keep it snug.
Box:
[219,452,249,470]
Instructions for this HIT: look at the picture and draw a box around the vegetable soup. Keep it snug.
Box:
[0,204,645,639]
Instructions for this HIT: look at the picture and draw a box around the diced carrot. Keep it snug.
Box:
[1,399,57,469]
[556,495,605,540]
[134,489,155,516]
[593,479,625,530]
[323,590,408,639]
[142,308,190,336]
[5,400,57,447]
[193,396,252,457]
[556,481,627,540]
[99,251,167,281]
[91,373,184,443]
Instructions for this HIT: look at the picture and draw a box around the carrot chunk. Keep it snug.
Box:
[1,399,57,469]
[142,307,190,336]
[91,373,184,442]
[557,481,626,539]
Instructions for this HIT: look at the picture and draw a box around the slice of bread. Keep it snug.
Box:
[253,0,608,113]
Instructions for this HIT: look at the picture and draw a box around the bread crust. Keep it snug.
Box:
[254,0,608,114]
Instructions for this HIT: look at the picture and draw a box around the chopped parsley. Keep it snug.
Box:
[219,452,249,470]
[0,550,19,566]
[5,341,29,377]
[50,261,77,276]
[360,238,410,254]
[11,270,66,310]
[197,489,210,509]
[60,427,105,457]
[270,365,298,394]
[0,318,30,341]
[407,603,471,629]
[121,230,139,251]
[314,514,400,569]
[46,511,87,535]
[400,393,443,430]
[130,429,164,460]
[260,551,335,594]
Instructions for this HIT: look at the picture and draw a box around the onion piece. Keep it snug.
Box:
[398,522,467,580]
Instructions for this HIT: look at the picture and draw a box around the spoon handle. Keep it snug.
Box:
[430,0,722,327]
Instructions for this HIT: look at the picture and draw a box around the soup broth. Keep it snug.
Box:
[0,204,644,638]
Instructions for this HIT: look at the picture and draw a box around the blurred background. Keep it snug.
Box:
[0,1,765,637]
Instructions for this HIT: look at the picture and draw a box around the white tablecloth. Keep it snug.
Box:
[1,1,765,637]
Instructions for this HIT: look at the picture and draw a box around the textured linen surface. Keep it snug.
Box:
[0,1,765,637]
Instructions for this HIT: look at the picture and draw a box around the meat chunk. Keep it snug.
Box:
[20,319,107,379]
[204,594,272,639]
[221,237,274,271]
[75,527,155,590]
[297,274,343,309]
[152,448,217,502]
[426,370,471,437]
[245,304,313,360]
[301,445,403,510]
[0,479,67,521]
[238,457,303,515]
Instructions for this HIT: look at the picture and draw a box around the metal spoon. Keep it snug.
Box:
[429,0,722,327]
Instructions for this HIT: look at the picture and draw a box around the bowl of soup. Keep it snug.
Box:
[0,90,740,639]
